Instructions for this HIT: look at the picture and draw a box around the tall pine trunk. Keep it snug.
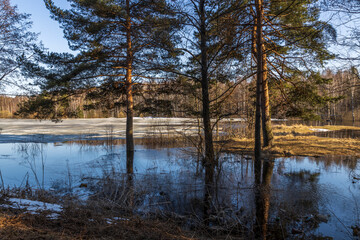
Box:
[261,47,273,147]
[199,0,215,224]
[199,0,215,176]
[125,0,134,173]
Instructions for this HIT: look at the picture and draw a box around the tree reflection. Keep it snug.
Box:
[203,162,215,226]
[126,150,134,209]
[254,159,274,240]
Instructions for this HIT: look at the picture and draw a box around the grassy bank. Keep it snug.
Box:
[272,124,360,134]
[219,124,360,157]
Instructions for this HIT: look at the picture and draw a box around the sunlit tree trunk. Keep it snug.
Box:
[125,0,134,173]
[253,0,273,148]
[261,47,273,147]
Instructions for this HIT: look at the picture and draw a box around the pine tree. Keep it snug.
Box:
[251,0,336,158]
[25,0,180,164]
[0,0,38,88]
[169,0,250,221]
[171,0,249,172]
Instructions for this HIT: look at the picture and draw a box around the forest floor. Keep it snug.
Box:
[219,124,360,158]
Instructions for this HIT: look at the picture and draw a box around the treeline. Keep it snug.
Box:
[5,81,251,119]
[323,69,360,122]
[0,95,27,118]
[2,67,360,122]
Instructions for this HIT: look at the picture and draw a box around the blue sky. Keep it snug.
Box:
[10,0,72,53]
[9,0,357,69]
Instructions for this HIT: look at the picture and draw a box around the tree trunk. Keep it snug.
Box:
[199,0,215,224]
[351,76,355,123]
[254,0,263,161]
[261,47,273,147]
[199,0,215,175]
[125,0,134,172]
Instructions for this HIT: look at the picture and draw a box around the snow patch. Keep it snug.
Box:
[106,217,130,224]
[309,128,330,132]
[0,198,62,216]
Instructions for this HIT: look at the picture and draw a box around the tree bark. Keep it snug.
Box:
[261,46,274,147]
[125,0,134,173]
[253,0,273,150]
[199,0,215,175]
[199,0,215,224]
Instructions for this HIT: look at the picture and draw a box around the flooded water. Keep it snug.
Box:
[0,139,359,239]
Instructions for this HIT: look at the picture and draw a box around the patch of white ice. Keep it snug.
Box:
[106,217,130,224]
[309,128,330,132]
[1,198,62,214]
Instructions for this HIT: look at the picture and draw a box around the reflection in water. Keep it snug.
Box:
[254,159,274,240]
[0,141,359,238]
[126,150,134,209]
[203,162,215,226]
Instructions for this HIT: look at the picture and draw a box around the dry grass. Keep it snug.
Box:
[0,187,198,240]
[272,124,315,134]
[0,189,239,240]
[0,204,248,240]
[219,125,360,158]
[311,125,360,131]
[0,208,197,240]
[273,124,360,135]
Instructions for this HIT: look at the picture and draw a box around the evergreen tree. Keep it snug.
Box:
[250,0,336,158]
[0,0,38,89]
[168,0,251,221]
[23,0,180,163]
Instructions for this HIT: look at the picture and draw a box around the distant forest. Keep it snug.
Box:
[1,68,359,121]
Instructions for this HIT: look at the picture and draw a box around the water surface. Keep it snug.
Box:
[0,140,359,239]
